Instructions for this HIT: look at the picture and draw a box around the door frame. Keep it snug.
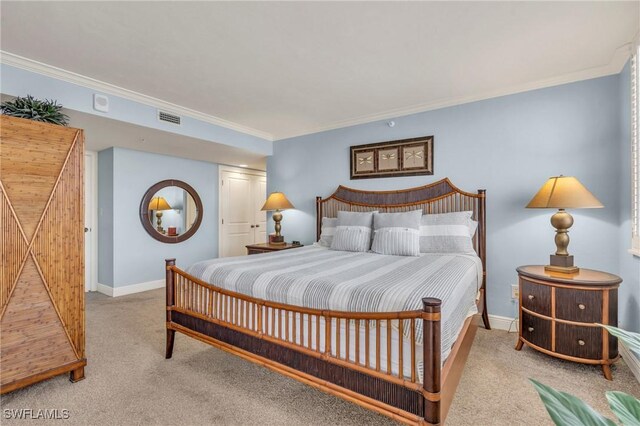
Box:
[218,165,267,257]
[85,150,98,292]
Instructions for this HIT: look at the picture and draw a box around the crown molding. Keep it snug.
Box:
[2,44,633,144]
[0,51,274,142]
[273,42,634,141]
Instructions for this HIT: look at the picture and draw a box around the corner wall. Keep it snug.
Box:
[268,75,624,321]
[98,147,218,290]
[618,61,640,332]
[97,148,114,286]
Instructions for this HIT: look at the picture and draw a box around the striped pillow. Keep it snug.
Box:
[371,210,422,256]
[419,211,475,254]
[330,211,375,252]
[318,217,338,247]
[469,220,478,238]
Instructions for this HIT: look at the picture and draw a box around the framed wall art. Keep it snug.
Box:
[350,136,434,179]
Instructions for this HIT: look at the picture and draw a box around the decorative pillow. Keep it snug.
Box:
[469,220,479,238]
[419,211,475,254]
[330,211,375,252]
[318,217,338,247]
[371,210,422,256]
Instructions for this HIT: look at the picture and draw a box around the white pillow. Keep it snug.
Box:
[318,217,338,247]
[371,210,422,256]
[469,220,478,237]
[330,211,375,252]
[419,211,476,254]
[331,226,374,252]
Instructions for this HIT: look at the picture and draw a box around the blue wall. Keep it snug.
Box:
[618,62,640,332]
[98,147,218,287]
[268,75,628,323]
[2,63,261,290]
[97,148,114,285]
[1,64,273,155]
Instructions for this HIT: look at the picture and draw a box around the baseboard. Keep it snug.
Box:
[620,342,640,384]
[96,279,165,297]
[96,283,114,297]
[488,314,517,332]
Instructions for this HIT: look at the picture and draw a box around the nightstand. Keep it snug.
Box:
[515,265,622,380]
[246,242,303,255]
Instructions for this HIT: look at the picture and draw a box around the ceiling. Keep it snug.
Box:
[1,2,638,140]
[66,109,267,170]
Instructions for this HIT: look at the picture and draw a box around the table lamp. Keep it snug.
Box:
[149,196,172,233]
[526,175,603,273]
[261,192,294,245]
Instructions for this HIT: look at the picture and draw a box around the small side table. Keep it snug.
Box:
[246,242,304,255]
[515,265,622,380]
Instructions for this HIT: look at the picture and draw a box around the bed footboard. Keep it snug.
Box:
[164,259,447,425]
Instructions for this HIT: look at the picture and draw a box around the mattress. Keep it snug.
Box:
[187,245,482,380]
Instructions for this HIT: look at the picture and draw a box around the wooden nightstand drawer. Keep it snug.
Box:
[521,312,551,351]
[246,243,303,255]
[247,248,270,255]
[521,279,551,316]
[555,288,602,323]
[516,265,622,380]
[555,323,602,360]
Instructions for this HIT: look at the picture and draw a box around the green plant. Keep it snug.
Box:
[1,95,69,126]
[531,325,640,426]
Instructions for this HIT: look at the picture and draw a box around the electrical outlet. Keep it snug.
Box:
[511,284,519,300]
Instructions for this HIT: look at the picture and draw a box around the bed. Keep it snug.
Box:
[164,178,489,425]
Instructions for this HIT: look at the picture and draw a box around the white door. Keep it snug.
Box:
[221,171,255,257]
[253,176,267,244]
[220,168,268,257]
[84,152,97,292]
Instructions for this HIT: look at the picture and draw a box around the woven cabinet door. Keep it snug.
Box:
[0,116,85,392]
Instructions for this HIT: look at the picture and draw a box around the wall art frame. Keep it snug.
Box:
[350,136,434,179]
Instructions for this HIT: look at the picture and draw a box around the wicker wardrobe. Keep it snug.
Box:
[0,116,86,393]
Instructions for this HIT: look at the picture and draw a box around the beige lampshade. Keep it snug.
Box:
[149,196,172,211]
[526,176,603,209]
[261,192,294,211]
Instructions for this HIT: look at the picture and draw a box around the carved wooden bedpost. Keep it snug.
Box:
[423,297,442,425]
[316,196,322,241]
[477,189,490,330]
[166,258,176,359]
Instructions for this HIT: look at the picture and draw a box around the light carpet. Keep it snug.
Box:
[1,289,638,425]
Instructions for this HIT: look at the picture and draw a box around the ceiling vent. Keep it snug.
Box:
[157,110,181,126]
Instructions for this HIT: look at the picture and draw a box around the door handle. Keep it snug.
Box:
[84,227,90,233]
[250,225,255,228]
[255,224,260,228]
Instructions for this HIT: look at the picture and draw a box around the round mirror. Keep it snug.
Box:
[139,179,203,243]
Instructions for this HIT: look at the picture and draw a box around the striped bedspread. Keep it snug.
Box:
[187,245,482,360]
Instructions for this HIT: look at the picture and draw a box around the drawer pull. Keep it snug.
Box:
[578,303,586,310]
[527,295,535,300]
[527,327,534,332]
[578,339,585,346]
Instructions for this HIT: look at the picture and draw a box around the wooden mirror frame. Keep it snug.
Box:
[139,179,203,244]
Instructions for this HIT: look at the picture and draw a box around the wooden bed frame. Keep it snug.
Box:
[165,178,489,425]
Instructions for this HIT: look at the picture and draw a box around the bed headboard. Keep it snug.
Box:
[315,178,487,271]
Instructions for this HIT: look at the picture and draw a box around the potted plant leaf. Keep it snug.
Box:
[531,325,640,425]
[1,95,69,126]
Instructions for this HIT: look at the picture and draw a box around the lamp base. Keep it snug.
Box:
[545,254,579,274]
[269,235,285,245]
